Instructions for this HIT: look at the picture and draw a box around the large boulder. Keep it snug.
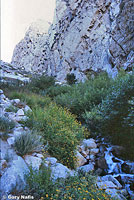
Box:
[51,163,71,180]
[0,156,29,198]
[82,139,97,149]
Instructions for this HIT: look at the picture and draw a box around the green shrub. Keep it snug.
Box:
[45,85,71,99]
[23,167,113,200]
[24,165,55,200]
[55,72,113,119]
[84,72,134,160]
[13,131,43,156]
[27,75,55,93]
[0,117,15,132]
[8,92,51,109]
[25,103,86,169]
[66,73,77,85]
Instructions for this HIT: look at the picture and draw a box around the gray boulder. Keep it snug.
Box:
[51,163,71,180]
[0,156,29,197]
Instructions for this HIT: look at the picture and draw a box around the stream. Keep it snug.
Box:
[104,145,134,198]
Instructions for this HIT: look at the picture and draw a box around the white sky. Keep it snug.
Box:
[1,0,56,62]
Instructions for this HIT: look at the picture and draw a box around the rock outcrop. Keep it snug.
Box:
[11,0,134,82]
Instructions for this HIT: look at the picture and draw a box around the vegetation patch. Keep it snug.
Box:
[84,72,134,160]
[8,92,51,108]
[27,74,55,93]
[0,116,15,132]
[13,131,43,156]
[55,72,113,120]
[23,166,113,200]
[24,103,87,169]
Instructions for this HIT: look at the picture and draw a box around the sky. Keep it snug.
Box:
[1,0,56,62]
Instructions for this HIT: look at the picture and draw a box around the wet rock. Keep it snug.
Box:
[111,145,125,157]
[99,145,107,154]
[122,162,134,174]
[115,174,134,186]
[97,157,108,169]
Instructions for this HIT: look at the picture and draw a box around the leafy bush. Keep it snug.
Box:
[27,75,55,93]
[55,72,113,119]
[0,117,15,132]
[84,72,134,160]
[24,165,55,200]
[45,85,71,99]
[13,131,43,156]
[66,73,77,85]
[25,103,87,168]
[23,167,113,200]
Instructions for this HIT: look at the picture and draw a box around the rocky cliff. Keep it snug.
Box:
[11,0,134,82]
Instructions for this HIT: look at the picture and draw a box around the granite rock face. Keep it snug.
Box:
[11,19,50,73]
[11,0,134,82]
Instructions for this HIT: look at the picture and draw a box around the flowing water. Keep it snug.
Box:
[104,145,134,197]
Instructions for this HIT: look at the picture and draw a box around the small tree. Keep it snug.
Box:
[66,73,77,85]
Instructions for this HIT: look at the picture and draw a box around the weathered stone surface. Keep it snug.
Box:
[101,175,122,189]
[75,151,87,167]
[0,60,30,84]
[97,181,118,189]
[90,148,99,155]
[51,163,71,180]
[77,162,94,173]
[11,20,50,73]
[0,156,29,197]
[24,155,42,170]
[45,157,58,165]
[11,0,134,82]
[82,139,97,149]
[109,0,134,70]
